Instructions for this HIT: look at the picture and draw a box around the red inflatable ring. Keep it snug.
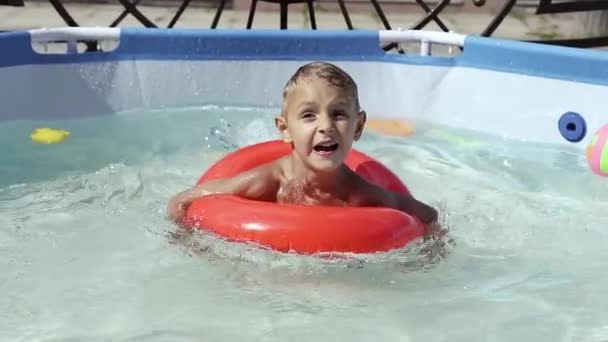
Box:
[182,140,425,254]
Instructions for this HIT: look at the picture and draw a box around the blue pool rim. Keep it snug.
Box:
[1,28,608,87]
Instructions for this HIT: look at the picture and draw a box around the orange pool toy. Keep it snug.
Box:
[182,140,426,254]
[367,119,415,137]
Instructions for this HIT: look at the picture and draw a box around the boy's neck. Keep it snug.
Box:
[289,159,347,193]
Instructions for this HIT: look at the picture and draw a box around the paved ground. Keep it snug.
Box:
[0,1,589,42]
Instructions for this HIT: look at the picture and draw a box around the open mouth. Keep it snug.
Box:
[313,141,339,153]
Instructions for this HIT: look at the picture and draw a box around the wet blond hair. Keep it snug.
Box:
[282,62,361,114]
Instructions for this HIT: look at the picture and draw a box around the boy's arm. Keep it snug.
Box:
[390,192,438,224]
[167,164,278,222]
[364,182,438,224]
[387,191,447,247]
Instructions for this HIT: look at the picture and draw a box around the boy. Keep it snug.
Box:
[167,62,438,226]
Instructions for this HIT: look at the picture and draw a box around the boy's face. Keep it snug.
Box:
[275,76,366,173]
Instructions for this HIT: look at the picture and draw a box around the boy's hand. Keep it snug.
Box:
[424,221,446,240]
[167,194,188,223]
[421,221,450,259]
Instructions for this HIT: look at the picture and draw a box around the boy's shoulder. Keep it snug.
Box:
[240,155,290,184]
[242,156,284,176]
[225,156,286,201]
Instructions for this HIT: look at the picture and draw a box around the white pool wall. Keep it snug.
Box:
[1,28,607,148]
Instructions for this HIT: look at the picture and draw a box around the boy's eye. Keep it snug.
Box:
[301,112,315,119]
[333,111,348,118]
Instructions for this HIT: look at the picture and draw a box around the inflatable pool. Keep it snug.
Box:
[1,27,607,255]
[4,24,608,342]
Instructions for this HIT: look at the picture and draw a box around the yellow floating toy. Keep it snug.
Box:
[30,128,71,144]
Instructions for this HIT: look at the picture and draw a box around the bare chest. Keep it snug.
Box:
[276,178,349,207]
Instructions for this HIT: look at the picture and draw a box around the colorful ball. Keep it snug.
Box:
[586,124,608,177]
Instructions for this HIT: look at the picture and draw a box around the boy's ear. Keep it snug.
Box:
[354,110,367,141]
[275,115,292,143]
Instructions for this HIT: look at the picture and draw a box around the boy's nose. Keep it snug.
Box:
[317,114,334,133]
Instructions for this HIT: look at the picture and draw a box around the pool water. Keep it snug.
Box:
[1,105,607,342]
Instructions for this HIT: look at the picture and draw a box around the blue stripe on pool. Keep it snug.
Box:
[459,35,608,86]
[1,28,608,86]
